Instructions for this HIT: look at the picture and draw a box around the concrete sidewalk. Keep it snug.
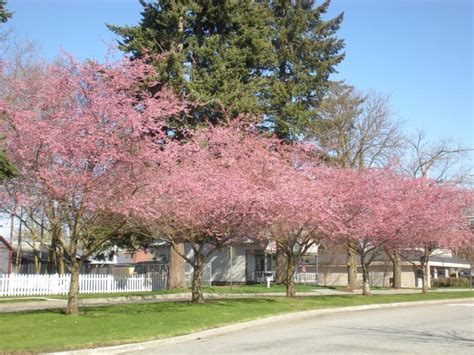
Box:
[0,288,470,313]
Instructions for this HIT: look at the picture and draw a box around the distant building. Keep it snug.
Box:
[0,236,12,274]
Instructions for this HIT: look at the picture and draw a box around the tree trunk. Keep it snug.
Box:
[346,248,358,291]
[191,256,205,304]
[425,262,431,291]
[168,243,186,289]
[275,248,287,284]
[392,251,401,288]
[420,262,428,294]
[285,256,297,297]
[47,243,56,273]
[50,225,65,275]
[65,262,80,315]
[56,244,65,275]
[360,254,372,296]
[34,251,40,274]
[15,210,23,273]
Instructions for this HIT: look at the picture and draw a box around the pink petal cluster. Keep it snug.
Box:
[0,55,184,220]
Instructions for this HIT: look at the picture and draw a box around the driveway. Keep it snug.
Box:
[140,301,474,354]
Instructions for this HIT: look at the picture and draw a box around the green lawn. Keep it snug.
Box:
[42,283,329,300]
[1,291,472,352]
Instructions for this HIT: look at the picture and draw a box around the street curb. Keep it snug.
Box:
[46,297,474,355]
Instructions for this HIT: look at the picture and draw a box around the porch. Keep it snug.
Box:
[248,270,319,284]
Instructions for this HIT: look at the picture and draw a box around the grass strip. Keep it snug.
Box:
[0,291,472,352]
[36,284,328,300]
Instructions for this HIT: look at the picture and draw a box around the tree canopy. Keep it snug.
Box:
[0,0,12,23]
[108,0,274,126]
[108,0,345,139]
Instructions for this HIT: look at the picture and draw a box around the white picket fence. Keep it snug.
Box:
[0,273,168,297]
[295,272,318,284]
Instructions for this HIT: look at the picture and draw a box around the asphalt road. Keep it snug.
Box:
[142,301,474,355]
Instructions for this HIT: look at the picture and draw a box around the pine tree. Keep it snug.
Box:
[265,0,344,139]
[108,1,344,139]
[0,0,12,23]
[0,150,16,180]
[108,0,274,126]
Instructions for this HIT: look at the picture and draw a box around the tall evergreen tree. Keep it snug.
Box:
[108,0,274,126]
[0,0,12,23]
[0,150,15,180]
[109,1,344,139]
[265,0,344,139]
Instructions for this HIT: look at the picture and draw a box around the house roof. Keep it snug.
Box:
[429,255,470,268]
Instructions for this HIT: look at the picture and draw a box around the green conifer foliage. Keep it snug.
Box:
[108,0,274,126]
[109,1,344,140]
[265,0,344,139]
[0,0,12,23]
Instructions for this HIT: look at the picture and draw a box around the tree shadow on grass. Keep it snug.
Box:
[73,297,281,317]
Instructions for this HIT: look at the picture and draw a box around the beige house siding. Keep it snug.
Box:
[318,263,419,288]
[400,266,417,288]
[319,265,348,286]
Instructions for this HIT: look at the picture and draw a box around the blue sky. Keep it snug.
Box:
[3,0,473,148]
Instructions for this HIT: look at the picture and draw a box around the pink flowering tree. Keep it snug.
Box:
[333,168,408,296]
[258,157,340,297]
[136,124,292,303]
[0,54,184,315]
[394,179,473,293]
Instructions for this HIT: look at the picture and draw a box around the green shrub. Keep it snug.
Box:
[450,277,470,288]
[432,277,470,288]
